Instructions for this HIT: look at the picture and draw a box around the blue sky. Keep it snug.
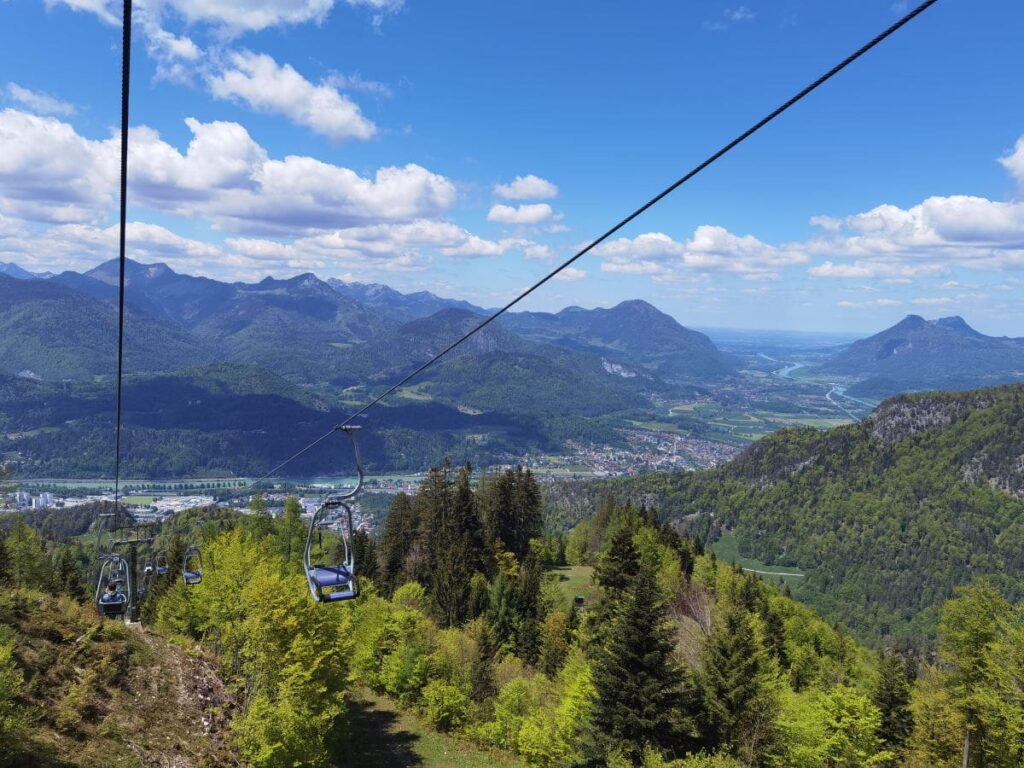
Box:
[1,0,1022,334]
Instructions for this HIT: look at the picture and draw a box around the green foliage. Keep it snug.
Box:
[871,649,914,761]
[564,385,1024,641]
[0,628,26,766]
[4,521,48,589]
[700,578,780,763]
[592,529,693,762]
[422,679,471,732]
[775,685,892,768]
[153,524,351,768]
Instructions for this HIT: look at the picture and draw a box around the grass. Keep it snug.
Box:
[338,687,523,768]
[547,565,599,612]
[122,495,157,505]
[711,533,805,586]
[396,383,434,402]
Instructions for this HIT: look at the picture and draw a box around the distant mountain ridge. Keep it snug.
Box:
[818,314,1024,397]
[328,278,489,321]
[502,299,735,380]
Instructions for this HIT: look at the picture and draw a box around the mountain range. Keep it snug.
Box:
[0,258,734,393]
[817,314,1024,397]
[0,258,736,476]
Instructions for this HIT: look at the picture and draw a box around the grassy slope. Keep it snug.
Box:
[2,589,239,768]
[339,687,523,768]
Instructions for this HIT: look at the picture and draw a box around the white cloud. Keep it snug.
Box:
[0,109,455,234]
[912,296,956,306]
[172,0,334,30]
[43,0,119,24]
[808,260,947,280]
[726,6,755,22]
[487,203,553,225]
[46,0,406,34]
[1000,136,1024,190]
[0,108,117,223]
[207,50,376,141]
[5,83,75,116]
[554,267,586,282]
[703,5,756,31]
[837,299,901,309]
[493,174,558,200]
[226,220,542,272]
[803,193,1024,275]
[143,22,202,83]
[597,226,805,280]
[324,72,393,98]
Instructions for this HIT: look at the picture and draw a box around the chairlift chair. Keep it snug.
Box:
[182,546,203,586]
[95,554,130,618]
[304,426,363,604]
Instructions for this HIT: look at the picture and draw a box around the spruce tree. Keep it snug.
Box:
[592,552,689,762]
[277,496,305,566]
[700,578,779,761]
[872,648,914,762]
[350,530,378,585]
[377,493,415,596]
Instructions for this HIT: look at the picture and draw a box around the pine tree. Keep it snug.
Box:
[591,511,642,635]
[248,493,275,540]
[277,496,305,566]
[468,617,497,704]
[377,493,415,596]
[431,465,483,627]
[872,649,914,763]
[512,543,544,664]
[478,467,542,561]
[700,578,779,762]
[50,545,86,600]
[592,552,690,762]
[351,529,378,585]
[5,521,48,589]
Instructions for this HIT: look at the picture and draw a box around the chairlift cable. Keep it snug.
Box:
[250,0,940,486]
[112,0,133,512]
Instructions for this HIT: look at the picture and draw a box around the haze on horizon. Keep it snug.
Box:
[0,0,1022,335]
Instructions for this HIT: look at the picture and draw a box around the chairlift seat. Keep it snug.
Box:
[308,564,357,602]
[183,571,202,586]
[98,592,127,617]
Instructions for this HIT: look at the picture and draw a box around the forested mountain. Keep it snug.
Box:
[0,274,213,380]
[502,299,736,381]
[819,315,1024,397]
[0,364,571,477]
[550,384,1024,642]
[349,308,662,412]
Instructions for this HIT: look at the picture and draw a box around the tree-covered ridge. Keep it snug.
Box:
[2,462,1022,767]
[548,384,1024,642]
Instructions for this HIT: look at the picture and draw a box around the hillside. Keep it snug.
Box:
[553,384,1024,641]
[0,363,577,477]
[0,589,239,767]
[818,314,1024,397]
[0,275,213,380]
[502,299,735,381]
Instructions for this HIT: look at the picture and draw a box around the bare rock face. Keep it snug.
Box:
[867,392,990,444]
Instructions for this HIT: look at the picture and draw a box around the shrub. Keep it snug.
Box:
[422,679,470,732]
